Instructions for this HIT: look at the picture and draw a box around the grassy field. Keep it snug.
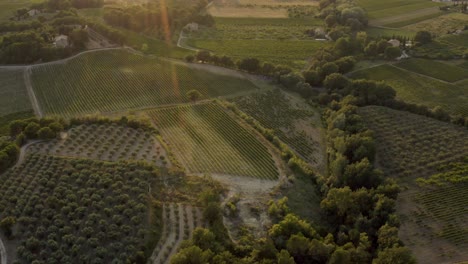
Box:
[238,0,318,6]
[384,11,446,28]
[358,106,468,264]
[30,50,259,117]
[230,89,324,168]
[357,0,443,19]
[186,38,328,69]
[351,64,468,116]
[395,58,468,82]
[147,103,279,179]
[207,5,288,18]
[0,154,162,262]
[404,13,468,35]
[0,0,33,21]
[187,17,324,40]
[0,68,32,116]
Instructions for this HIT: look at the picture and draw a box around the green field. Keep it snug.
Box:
[356,0,442,19]
[404,13,468,35]
[230,89,324,167]
[147,103,279,179]
[187,17,324,40]
[31,50,259,117]
[384,11,445,28]
[186,38,328,69]
[351,64,468,116]
[366,26,416,38]
[395,58,468,82]
[358,106,468,263]
[0,0,32,21]
[0,68,32,116]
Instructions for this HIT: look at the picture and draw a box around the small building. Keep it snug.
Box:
[388,39,401,47]
[28,9,41,17]
[405,40,413,48]
[54,35,69,48]
[185,22,199,32]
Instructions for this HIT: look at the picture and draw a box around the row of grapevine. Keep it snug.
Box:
[230,89,322,165]
[28,124,169,166]
[358,105,468,260]
[147,103,279,180]
[149,203,203,264]
[30,50,258,117]
[0,68,32,116]
[0,154,159,263]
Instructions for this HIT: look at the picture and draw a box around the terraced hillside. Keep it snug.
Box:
[358,106,468,264]
[147,103,279,179]
[30,50,259,117]
[230,89,324,168]
[0,68,31,116]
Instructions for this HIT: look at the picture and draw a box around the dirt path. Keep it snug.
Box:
[0,235,6,264]
[370,7,440,26]
[23,67,43,118]
[177,31,199,52]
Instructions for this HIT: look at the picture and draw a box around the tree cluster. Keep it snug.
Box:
[103,0,213,39]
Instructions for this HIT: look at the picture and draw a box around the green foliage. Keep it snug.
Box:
[372,247,416,264]
[414,30,432,45]
[0,155,159,261]
[384,46,400,60]
[186,90,203,102]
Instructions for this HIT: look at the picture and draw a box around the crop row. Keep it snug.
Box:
[0,68,31,116]
[30,50,257,117]
[28,124,168,166]
[147,103,279,180]
[149,203,203,264]
[230,89,321,165]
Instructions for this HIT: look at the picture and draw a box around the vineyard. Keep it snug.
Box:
[351,64,468,116]
[0,154,162,263]
[187,17,324,40]
[230,89,324,168]
[149,204,204,264]
[358,106,468,263]
[147,103,279,179]
[28,124,169,166]
[30,50,258,117]
[395,58,468,82]
[0,68,32,116]
[186,38,329,69]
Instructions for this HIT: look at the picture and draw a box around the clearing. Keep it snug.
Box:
[403,12,468,35]
[351,64,468,116]
[147,103,280,180]
[0,68,32,117]
[358,105,468,264]
[30,49,259,117]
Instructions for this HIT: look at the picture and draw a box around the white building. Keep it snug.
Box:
[28,9,41,17]
[388,39,401,47]
[185,22,199,32]
[54,35,69,48]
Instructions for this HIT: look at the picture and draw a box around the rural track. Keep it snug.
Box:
[23,67,43,118]
[0,235,6,264]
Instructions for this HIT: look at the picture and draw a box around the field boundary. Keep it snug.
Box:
[23,67,43,118]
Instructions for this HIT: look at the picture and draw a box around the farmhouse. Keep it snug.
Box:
[54,35,69,48]
[185,22,199,31]
[388,39,400,47]
[27,9,41,17]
